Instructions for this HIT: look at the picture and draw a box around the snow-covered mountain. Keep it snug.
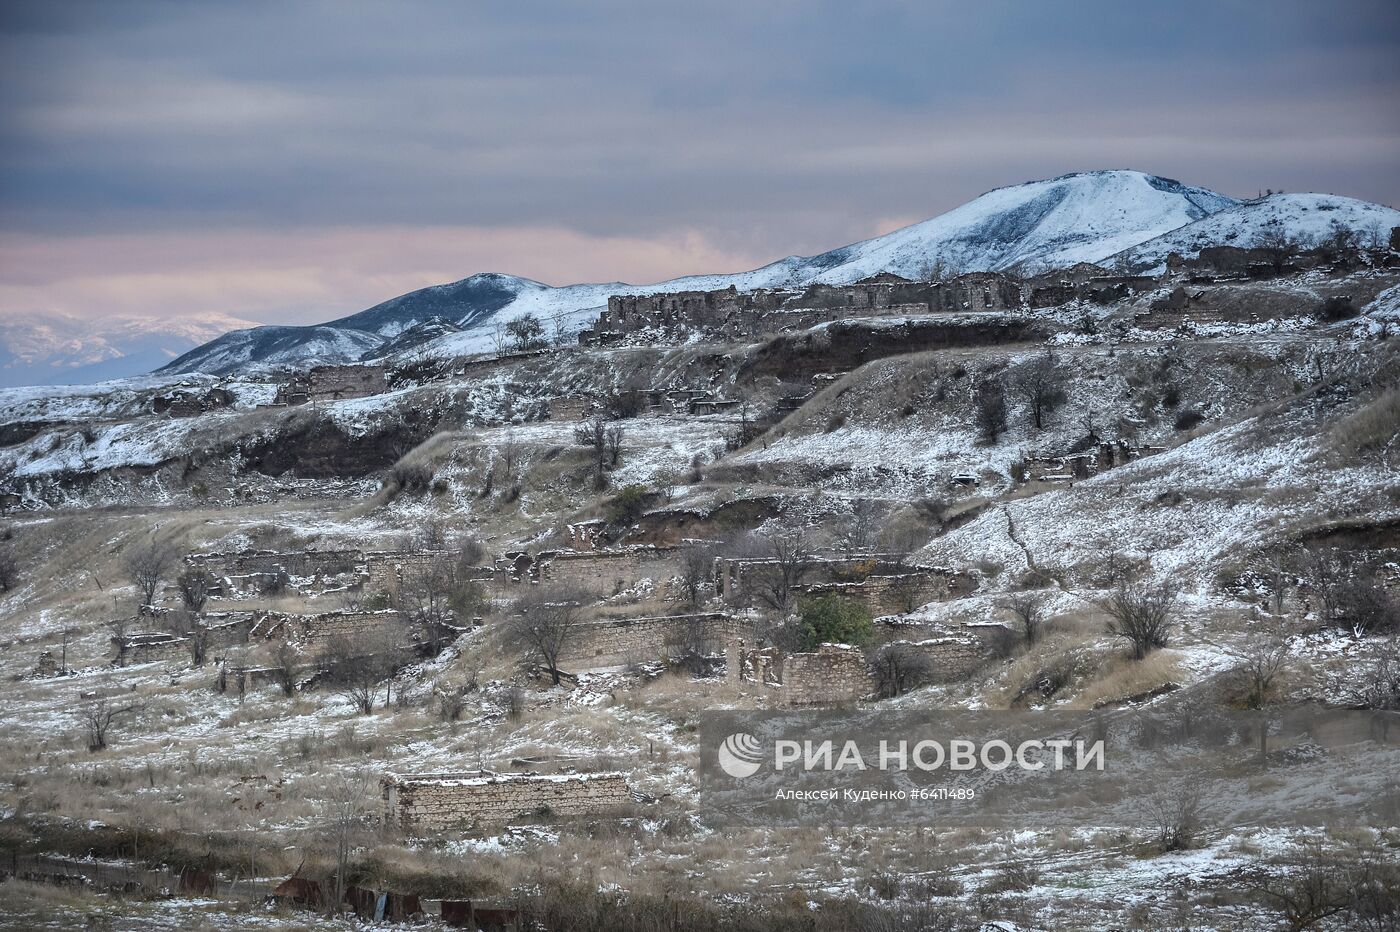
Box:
[1104,193,1400,273]
[150,170,1389,376]
[0,311,259,389]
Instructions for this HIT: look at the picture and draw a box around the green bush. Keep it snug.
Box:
[796,595,873,650]
[605,484,651,525]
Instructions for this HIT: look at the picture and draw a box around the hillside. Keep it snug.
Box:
[1108,192,1400,273]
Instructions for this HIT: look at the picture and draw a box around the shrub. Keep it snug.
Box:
[1174,409,1205,431]
[1101,579,1178,659]
[1318,295,1359,321]
[795,595,873,650]
[1333,581,1398,635]
[388,461,435,495]
[605,484,651,526]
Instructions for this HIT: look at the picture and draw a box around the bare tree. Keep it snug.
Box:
[435,672,478,721]
[408,516,451,553]
[325,633,400,715]
[1218,614,1292,711]
[506,313,546,351]
[549,307,572,347]
[837,500,880,556]
[1250,546,1298,617]
[272,641,301,698]
[1333,578,1399,636]
[1251,841,1354,931]
[1140,780,1205,852]
[499,433,520,476]
[502,584,589,685]
[872,642,932,698]
[187,623,209,666]
[574,415,609,471]
[81,697,136,751]
[397,552,460,638]
[1101,578,1178,659]
[1007,592,1048,646]
[974,380,1008,445]
[176,565,214,612]
[1358,636,1400,711]
[604,423,624,467]
[1015,351,1069,431]
[1299,549,1344,627]
[1256,228,1298,274]
[736,525,811,611]
[125,539,177,607]
[678,545,716,607]
[675,614,717,676]
[104,615,133,666]
[320,770,374,915]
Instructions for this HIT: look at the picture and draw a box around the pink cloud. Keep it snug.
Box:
[0,225,773,326]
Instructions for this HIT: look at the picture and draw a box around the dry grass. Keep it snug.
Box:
[1067,649,1182,710]
[1332,386,1400,463]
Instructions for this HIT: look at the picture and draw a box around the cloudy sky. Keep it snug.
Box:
[2,0,1398,326]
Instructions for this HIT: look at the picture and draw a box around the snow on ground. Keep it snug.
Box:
[919,408,1396,591]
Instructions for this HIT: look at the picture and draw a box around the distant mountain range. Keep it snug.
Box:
[0,311,259,389]
[6,170,1397,385]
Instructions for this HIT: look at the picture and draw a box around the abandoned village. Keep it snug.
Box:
[1,198,1399,931]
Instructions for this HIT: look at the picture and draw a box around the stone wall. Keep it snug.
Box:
[113,633,188,665]
[154,387,234,418]
[781,644,874,706]
[247,609,412,657]
[716,554,975,609]
[795,572,951,616]
[538,547,681,596]
[1018,440,1153,487]
[273,364,389,405]
[560,612,751,668]
[362,550,493,597]
[547,395,598,421]
[881,636,991,684]
[382,771,631,831]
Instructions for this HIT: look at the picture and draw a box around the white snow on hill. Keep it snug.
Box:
[153,170,1249,376]
[798,169,1237,281]
[1106,193,1400,273]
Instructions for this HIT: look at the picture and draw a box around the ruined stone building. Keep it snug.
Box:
[585,272,1036,345]
[274,364,390,405]
[724,623,1003,705]
[381,771,631,831]
[153,386,235,418]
